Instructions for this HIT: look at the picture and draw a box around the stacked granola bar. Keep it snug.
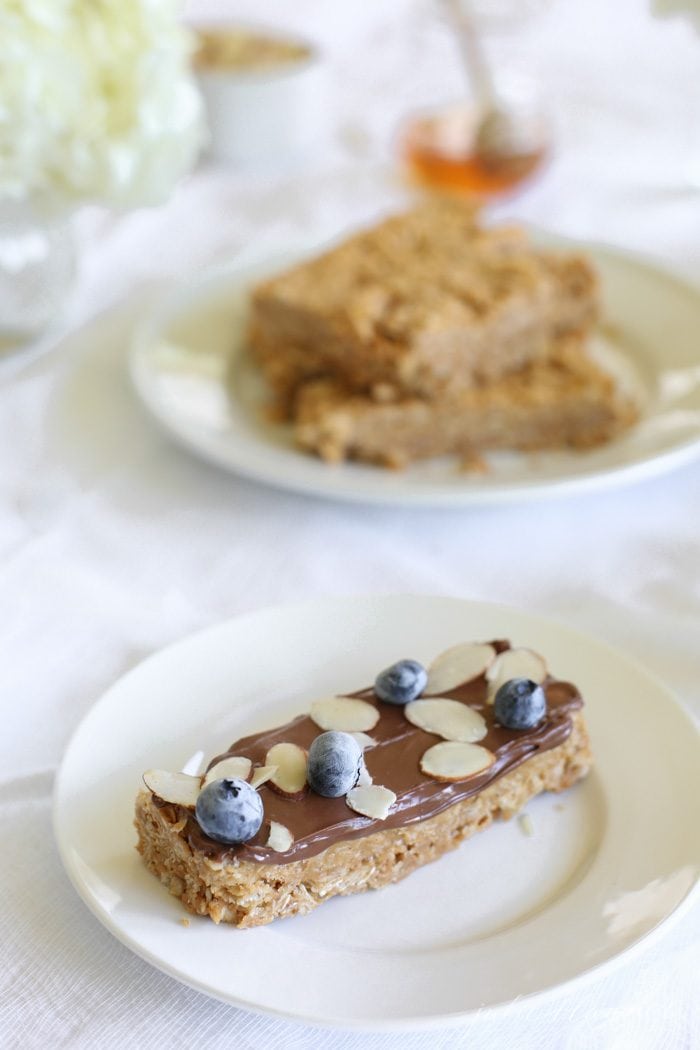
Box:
[248,198,637,467]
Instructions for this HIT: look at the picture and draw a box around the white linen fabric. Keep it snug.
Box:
[1,1,699,1046]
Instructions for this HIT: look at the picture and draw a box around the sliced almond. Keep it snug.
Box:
[266,821,294,852]
[404,698,487,743]
[309,696,380,733]
[250,764,278,789]
[143,769,200,808]
[350,731,377,750]
[425,642,496,695]
[486,648,547,702]
[202,755,252,788]
[356,762,373,787]
[180,750,205,776]
[265,742,308,799]
[345,784,396,820]
[419,741,495,782]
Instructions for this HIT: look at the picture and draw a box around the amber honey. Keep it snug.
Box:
[401,108,546,199]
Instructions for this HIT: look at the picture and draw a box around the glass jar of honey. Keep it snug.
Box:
[399,1,551,200]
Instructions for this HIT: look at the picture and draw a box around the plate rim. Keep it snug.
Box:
[128,233,700,507]
[53,594,700,1030]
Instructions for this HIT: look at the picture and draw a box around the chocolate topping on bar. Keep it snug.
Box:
[153,640,582,865]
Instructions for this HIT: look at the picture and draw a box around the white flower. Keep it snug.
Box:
[653,0,700,30]
[0,0,205,208]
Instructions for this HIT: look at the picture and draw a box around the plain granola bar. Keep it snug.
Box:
[249,197,599,407]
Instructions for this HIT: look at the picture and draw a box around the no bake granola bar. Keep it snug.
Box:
[249,197,599,407]
[135,640,592,928]
[293,336,638,466]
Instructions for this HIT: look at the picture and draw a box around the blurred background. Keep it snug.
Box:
[2,0,700,354]
[83,0,700,325]
[182,0,700,254]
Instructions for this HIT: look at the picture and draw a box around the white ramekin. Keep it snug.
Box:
[194,27,330,168]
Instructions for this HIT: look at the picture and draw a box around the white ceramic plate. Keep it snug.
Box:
[54,595,699,1029]
[129,236,700,506]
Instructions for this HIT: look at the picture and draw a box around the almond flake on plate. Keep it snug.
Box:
[267,821,294,852]
[404,698,487,742]
[202,755,252,787]
[420,741,495,782]
[424,642,496,695]
[518,813,535,838]
[249,764,278,789]
[266,742,308,798]
[310,696,380,733]
[486,648,547,702]
[346,784,396,820]
[143,769,201,807]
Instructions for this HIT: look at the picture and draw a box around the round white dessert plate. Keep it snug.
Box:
[54,595,700,1029]
[129,235,700,506]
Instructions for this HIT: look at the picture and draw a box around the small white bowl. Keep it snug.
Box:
[193,25,330,168]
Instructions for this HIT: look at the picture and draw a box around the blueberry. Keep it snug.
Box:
[307,731,364,798]
[494,678,547,730]
[195,777,263,844]
[374,659,427,705]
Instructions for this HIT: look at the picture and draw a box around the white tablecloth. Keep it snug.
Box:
[2,1,699,1046]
